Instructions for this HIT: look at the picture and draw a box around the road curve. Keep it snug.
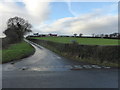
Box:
[2,39,89,71]
[2,40,119,88]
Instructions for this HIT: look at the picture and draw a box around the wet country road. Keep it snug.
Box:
[2,40,119,88]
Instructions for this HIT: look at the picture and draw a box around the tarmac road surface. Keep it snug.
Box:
[2,40,119,88]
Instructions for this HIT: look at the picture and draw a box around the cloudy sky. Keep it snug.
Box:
[0,0,118,37]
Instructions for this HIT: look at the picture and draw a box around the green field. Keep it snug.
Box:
[32,37,119,45]
[2,41,35,63]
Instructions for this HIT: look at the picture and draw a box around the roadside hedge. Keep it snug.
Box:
[28,38,120,67]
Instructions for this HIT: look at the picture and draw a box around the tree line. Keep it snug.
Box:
[73,33,120,39]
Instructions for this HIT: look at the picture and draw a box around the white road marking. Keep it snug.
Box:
[56,57,61,59]
[74,65,83,68]
[83,65,92,69]
[16,64,111,71]
[70,65,83,70]
[91,65,102,69]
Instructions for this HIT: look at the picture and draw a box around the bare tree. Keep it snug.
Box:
[4,16,32,42]
[74,33,77,37]
[79,33,83,37]
[104,34,109,38]
[100,34,104,38]
[92,33,95,37]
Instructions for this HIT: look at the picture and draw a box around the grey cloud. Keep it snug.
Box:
[38,14,117,35]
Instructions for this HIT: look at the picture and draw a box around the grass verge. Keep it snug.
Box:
[2,41,35,63]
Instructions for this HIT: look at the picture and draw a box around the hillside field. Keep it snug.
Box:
[32,37,119,45]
